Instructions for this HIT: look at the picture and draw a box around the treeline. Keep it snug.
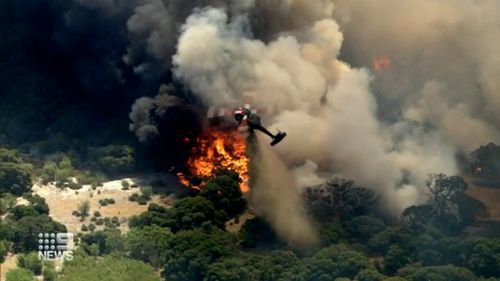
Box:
[60,172,500,281]
[1,168,500,280]
[0,145,136,193]
[2,143,500,281]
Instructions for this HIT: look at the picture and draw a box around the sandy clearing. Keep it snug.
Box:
[32,177,175,234]
[1,253,18,280]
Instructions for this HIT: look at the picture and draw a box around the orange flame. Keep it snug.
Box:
[372,55,392,72]
[178,128,249,192]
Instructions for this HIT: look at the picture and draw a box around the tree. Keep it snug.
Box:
[355,269,386,281]
[132,197,227,232]
[425,174,467,218]
[6,268,36,281]
[345,215,385,243]
[9,205,39,221]
[303,244,371,280]
[12,214,66,252]
[239,217,282,248]
[126,225,172,268]
[41,161,57,184]
[434,236,463,266]
[303,178,377,221]
[0,148,33,195]
[17,252,42,275]
[26,194,50,215]
[140,186,153,201]
[88,145,135,175]
[470,143,500,177]
[121,179,130,189]
[0,193,16,215]
[0,239,10,262]
[463,238,500,278]
[42,261,58,281]
[384,244,410,274]
[403,204,433,231]
[417,249,442,266]
[205,251,300,281]
[201,170,246,217]
[77,201,90,221]
[80,229,124,256]
[409,265,476,281]
[164,229,239,281]
[9,194,50,220]
[59,254,160,281]
[367,226,412,256]
[318,219,348,245]
[54,155,73,184]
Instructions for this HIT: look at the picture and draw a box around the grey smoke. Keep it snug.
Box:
[249,135,318,246]
[129,84,182,142]
[11,0,496,244]
[128,0,500,243]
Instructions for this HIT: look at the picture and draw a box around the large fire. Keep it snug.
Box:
[177,128,250,192]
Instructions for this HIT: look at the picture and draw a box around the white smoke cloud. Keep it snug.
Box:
[165,0,500,240]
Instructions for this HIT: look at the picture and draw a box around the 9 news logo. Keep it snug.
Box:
[37,232,74,261]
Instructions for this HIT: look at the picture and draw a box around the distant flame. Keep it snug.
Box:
[178,128,249,192]
[372,55,392,72]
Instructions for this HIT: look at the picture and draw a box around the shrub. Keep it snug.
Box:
[129,193,139,202]
[121,180,130,189]
[137,197,147,205]
[140,186,153,201]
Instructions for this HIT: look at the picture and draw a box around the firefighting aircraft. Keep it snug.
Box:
[233,106,287,146]
[207,100,287,146]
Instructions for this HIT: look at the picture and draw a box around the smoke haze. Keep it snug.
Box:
[7,0,500,243]
[170,1,500,218]
[249,135,318,246]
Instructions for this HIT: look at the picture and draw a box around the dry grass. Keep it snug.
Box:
[1,254,18,280]
[466,181,500,221]
[32,177,174,234]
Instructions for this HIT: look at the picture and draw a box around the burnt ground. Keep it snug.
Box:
[464,176,500,236]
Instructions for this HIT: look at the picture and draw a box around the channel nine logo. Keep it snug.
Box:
[37,232,74,261]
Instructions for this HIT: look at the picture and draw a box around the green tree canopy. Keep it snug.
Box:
[463,238,500,278]
[205,251,300,281]
[302,244,371,280]
[239,217,282,248]
[5,268,36,281]
[17,252,42,275]
[80,229,124,256]
[126,225,173,268]
[131,197,227,232]
[11,214,66,252]
[164,229,239,281]
[408,265,476,281]
[201,170,246,217]
[59,254,160,281]
[88,145,135,175]
[0,148,33,195]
